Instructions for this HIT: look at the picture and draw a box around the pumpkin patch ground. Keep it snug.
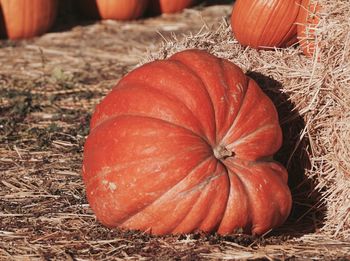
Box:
[0,1,349,260]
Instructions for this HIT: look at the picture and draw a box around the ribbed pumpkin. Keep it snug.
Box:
[231,0,301,49]
[78,0,149,20]
[296,0,321,57]
[82,49,292,235]
[149,0,195,14]
[0,0,58,39]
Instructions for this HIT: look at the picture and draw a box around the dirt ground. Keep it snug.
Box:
[1,1,349,260]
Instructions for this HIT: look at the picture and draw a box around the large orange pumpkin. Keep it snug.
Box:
[78,0,149,20]
[0,0,57,40]
[296,0,321,57]
[82,49,292,235]
[149,0,195,14]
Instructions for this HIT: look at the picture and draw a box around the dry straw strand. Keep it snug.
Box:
[0,1,349,260]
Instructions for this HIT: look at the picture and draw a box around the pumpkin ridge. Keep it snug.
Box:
[84,144,210,189]
[233,0,262,47]
[141,82,212,142]
[272,0,300,47]
[278,0,301,47]
[225,158,291,234]
[119,59,217,144]
[232,165,256,232]
[197,161,230,231]
[176,160,222,197]
[120,157,221,234]
[172,50,255,147]
[169,52,219,143]
[218,167,252,233]
[269,0,291,47]
[219,77,282,161]
[229,164,259,233]
[119,155,214,227]
[217,58,234,139]
[90,110,211,147]
[217,76,250,149]
[217,58,249,141]
[257,0,290,47]
[166,60,216,143]
[255,0,275,48]
[226,123,276,151]
[114,79,212,144]
[252,0,272,47]
[171,160,221,232]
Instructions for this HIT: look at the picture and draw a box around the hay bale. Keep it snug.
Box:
[145,0,350,240]
[1,2,349,259]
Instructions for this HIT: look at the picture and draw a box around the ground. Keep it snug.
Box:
[1,2,349,260]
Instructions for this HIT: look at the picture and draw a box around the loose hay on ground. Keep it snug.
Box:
[0,1,349,260]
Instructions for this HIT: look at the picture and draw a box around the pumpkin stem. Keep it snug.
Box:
[213,145,234,160]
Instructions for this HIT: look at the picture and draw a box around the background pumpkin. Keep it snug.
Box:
[231,0,301,49]
[78,0,149,20]
[297,0,321,57]
[149,0,196,14]
[82,49,292,235]
[0,0,58,39]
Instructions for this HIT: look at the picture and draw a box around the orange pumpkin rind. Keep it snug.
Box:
[0,0,58,40]
[231,0,321,57]
[77,0,149,21]
[231,0,302,49]
[82,49,292,235]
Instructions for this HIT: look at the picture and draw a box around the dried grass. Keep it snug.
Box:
[147,0,350,241]
[0,1,349,260]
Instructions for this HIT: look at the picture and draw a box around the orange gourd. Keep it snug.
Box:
[231,0,321,55]
[231,0,301,49]
[0,0,58,39]
[149,0,195,14]
[82,49,292,235]
[296,0,321,57]
[78,0,149,20]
